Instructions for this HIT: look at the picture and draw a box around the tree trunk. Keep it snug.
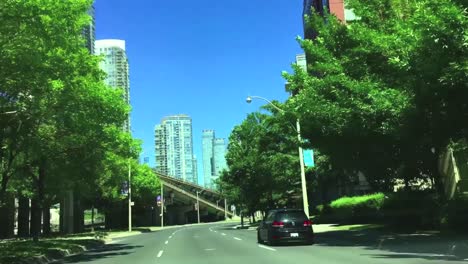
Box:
[252,212,256,223]
[31,164,46,241]
[30,197,41,242]
[91,204,95,232]
[59,201,64,233]
[240,212,244,227]
[0,193,15,238]
[17,195,30,237]
[42,206,51,235]
[73,196,84,233]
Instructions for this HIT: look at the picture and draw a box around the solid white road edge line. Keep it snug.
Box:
[258,245,276,251]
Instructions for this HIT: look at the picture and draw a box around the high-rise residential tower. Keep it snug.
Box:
[213,138,228,178]
[83,5,95,54]
[303,0,357,39]
[202,130,228,189]
[94,39,131,131]
[202,130,215,188]
[154,115,197,184]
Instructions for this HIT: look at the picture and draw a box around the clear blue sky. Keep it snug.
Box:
[94,0,304,185]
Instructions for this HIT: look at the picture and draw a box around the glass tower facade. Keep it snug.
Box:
[213,138,228,179]
[202,130,215,188]
[202,130,227,189]
[83,5,95,54]
[95,39,131,132]
[154,115,197,184]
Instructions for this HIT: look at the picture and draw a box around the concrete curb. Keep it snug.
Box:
[19,241,104,264]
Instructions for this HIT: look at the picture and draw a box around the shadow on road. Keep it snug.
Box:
[55,243,143,263]
[315,228,468,262]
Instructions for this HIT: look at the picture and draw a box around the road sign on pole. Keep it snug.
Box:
[303,149,315,167]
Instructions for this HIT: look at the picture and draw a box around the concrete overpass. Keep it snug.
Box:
[156,172,234,225]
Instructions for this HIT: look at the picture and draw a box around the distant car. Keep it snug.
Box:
[257,208,314,246]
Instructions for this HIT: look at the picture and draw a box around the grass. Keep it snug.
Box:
[330,193,385,209]
[0,237,103,264]
[328,224,385,232]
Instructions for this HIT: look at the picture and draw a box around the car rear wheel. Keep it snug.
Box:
[266,232,276,246]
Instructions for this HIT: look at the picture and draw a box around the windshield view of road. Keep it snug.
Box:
[0,0,467,263]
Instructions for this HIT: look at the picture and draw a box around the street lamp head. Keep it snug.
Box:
[246,96,252,104]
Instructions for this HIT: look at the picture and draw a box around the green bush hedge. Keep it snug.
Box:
[322,193,386,223]
[315,191,442,228]
[382,190,441,229]
[446,195,468,232]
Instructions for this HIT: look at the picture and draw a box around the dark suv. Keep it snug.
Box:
[257,208,314,245]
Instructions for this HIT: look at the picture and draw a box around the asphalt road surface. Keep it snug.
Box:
[54,223,468,264]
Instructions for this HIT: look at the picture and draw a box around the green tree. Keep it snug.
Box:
[219,109,301,217]
[0,0,141,238]
[284,0,467,194]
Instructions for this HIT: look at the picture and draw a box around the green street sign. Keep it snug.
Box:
[303,149,315,167]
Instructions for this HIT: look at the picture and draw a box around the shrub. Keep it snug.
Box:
[328,193,385,223]
[382,190,441,229]
[446,195,468,233]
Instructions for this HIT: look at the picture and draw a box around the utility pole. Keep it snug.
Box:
[224,199,227,220]
[196,191,200,224]
[128,160,132,232]
[296,119,310,218]
[161,183,164,228]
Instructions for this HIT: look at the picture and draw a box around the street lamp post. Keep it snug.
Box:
[161,183,164,228]
[246,96,310,218]
[128,159,132,232]
[196,191,200,224]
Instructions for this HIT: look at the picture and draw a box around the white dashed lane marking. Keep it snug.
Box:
[157,250,164,258]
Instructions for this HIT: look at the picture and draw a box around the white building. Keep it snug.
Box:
[155,115,197,184]
[95,39,131,131]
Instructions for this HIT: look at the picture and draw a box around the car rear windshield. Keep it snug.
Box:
[276,211,307,221]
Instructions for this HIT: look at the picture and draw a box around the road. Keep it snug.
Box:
[54,223,468,264]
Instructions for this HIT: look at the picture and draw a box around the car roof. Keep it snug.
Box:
[268,208,304,213]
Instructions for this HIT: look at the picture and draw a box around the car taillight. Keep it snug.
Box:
[272,221,284,227]
[303,220,312,227]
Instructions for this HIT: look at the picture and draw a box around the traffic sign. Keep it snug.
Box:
[303,149,315,167]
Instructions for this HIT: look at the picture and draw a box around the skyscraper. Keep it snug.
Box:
[303,0,356,39]
[83,5,95,54]
[193,156,198,185]
[296,54,307,71]
[202,130,215,188]
[94,39,131,131]
[154,115,197,184]
[202,130,228,189]
[213,138,228,179]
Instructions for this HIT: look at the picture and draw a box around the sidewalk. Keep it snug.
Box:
[313,224,468,261]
